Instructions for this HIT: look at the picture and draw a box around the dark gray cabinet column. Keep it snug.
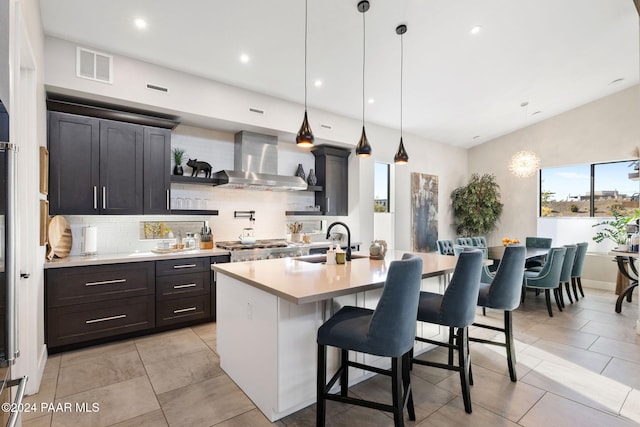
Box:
[143,127,171,214]
[312,146,350,216]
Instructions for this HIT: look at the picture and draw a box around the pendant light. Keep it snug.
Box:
[508,102,540,178]
[394,24,409,164]
[296,0,314,148]
[355,0,372,158]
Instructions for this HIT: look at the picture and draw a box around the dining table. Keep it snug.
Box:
[609,250,639,313]
[487,245,549,262]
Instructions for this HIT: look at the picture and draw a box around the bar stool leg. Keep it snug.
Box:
[340,349,348,396]
[458,327,472,413]
[317,344,327,427]
[505,310,517,382]
[391,357,404,427]
[402,352,415,421]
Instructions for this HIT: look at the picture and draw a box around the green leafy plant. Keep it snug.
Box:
[172,147,185,166]
[451,173,503,237]
[592,207,640,246]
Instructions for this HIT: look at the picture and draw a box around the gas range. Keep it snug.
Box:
[216,239,309,262]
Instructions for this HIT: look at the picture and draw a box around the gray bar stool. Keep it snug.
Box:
[316,253,423,427]
[411,249,483,413]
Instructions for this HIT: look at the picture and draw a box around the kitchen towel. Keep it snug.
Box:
[82,225,97,255]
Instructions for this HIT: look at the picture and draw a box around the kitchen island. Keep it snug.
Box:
[212,251,460,421]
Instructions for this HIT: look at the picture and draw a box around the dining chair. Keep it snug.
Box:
[457,237,488,258]
[558,244,577,306]
[522,247,567,317]
[437,239,456,255]
[571,242,589,300]
[316,253,423,427]
[471,245,525,382]
[524,237,552,269]
[412,249,483,413]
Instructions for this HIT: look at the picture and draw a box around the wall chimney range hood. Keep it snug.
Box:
[211,131,308,191]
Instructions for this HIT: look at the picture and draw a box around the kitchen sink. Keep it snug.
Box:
[294,253,369,264]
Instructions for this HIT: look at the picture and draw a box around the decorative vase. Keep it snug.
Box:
[173,165,184,176]
[295,163,306,181]
[307,168,317,186]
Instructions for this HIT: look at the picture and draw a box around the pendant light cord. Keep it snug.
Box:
[362,8,366,126]
[400,30,404,137]
[304,0,308,109]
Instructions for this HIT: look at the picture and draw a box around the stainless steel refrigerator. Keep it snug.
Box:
[0,100,28,426]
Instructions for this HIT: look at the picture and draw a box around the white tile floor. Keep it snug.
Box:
[20,287,640,426]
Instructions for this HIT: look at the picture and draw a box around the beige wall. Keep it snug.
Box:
[468,85,640,247]
[469,85,640,289]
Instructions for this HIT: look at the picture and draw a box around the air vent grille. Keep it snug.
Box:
[76,47,113,84]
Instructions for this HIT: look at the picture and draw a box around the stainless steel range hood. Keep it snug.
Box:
[212,131,308,191]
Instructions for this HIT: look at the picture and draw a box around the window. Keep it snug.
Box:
[374,162,390,212]
[540,160,638,217]
[540,164,590,217]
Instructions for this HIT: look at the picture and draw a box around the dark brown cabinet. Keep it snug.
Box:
[99,119,144,214]
[155,257,212,327]
[48,112,100,215]
[46,255,230,352]
[46,262,156,349]
[48,111,170,215]
[312,146,350,216]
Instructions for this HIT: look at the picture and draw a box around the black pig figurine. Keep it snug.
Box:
[186,158,212,178]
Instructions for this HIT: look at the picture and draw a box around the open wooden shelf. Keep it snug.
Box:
[171,175,215,185]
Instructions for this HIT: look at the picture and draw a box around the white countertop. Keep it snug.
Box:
[44,248,230,269]
[212,250,460,304]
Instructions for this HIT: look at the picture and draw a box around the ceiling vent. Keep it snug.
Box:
[76,47,113,84]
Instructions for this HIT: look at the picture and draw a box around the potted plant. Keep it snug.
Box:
[451,173,503,237]
[592,207,640,250]
[172,147,185,175]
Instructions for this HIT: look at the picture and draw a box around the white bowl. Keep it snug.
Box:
[240,237,256,245]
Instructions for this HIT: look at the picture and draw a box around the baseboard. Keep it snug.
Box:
[582,279,615,292]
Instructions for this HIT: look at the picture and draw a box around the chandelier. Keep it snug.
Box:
[509,150,540,178]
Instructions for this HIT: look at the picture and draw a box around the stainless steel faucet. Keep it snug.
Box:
[326,221,351,261]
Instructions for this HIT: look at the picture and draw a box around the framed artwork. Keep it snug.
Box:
[39,146,48,195]
[411,173,438,252]
[40,199,49,246]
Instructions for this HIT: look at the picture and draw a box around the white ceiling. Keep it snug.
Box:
[39,0,639,148]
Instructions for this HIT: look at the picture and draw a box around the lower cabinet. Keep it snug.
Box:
[45,255,230,352]
[155,258,212,326]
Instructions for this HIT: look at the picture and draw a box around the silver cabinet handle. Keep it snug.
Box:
[86,314,126,324]
[166,189,170,210]
[102,186,106,209]
[173,283,197,289]
[6,376,28,427]
[173,307,196,314]
[85,278,127,287]
[173,264,197,269]
[93,186,98,210]
[326,197,330,213]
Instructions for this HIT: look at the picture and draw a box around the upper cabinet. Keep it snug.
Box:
[48,111,171,215]
[312,146,350,216]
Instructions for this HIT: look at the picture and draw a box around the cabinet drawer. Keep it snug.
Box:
[47,262,155,307]
[156,271,210,300]
[47,295,155,348]
[157,295,210,327]
[156,257,209,276]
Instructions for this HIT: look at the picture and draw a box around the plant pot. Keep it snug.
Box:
[173,165,184,176]
[617,244,629,251]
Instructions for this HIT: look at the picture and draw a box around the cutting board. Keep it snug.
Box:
[47,215,72,260]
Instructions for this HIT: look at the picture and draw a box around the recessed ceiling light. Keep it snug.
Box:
[473,135,481,139]
[367,98,375,104]
[470,25,482,35]
[609,77,625,85]
[532,110,542,115]
[314,79,323,87]
[240,53,250,64]
[134,18,147,30]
